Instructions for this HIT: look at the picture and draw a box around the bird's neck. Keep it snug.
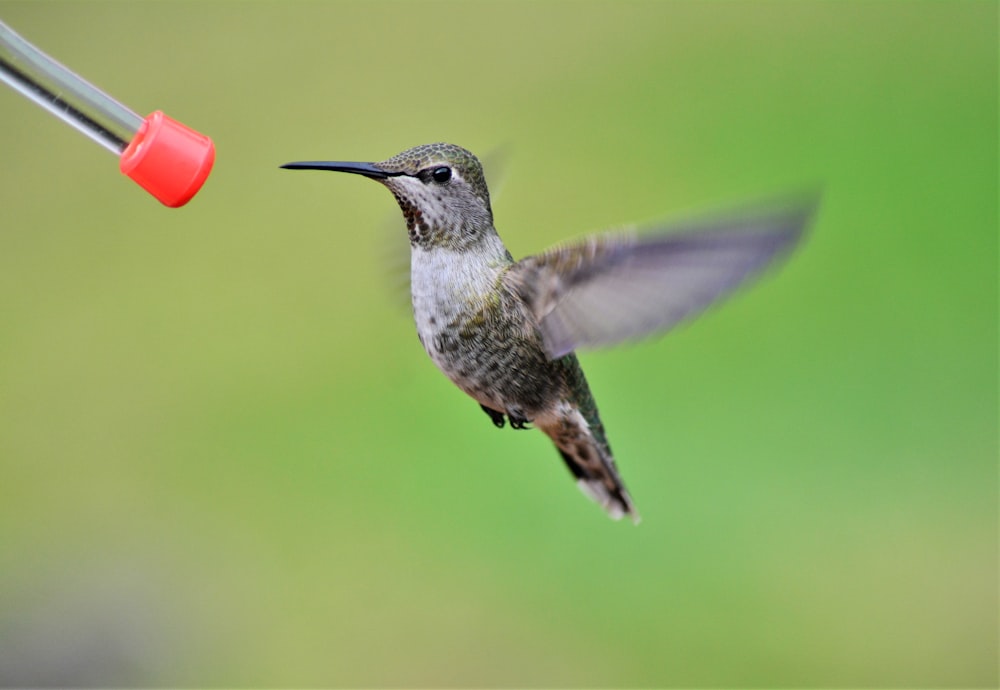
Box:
[410,227,512,316]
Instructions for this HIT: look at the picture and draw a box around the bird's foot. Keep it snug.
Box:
[480,404,506,429]
[479,404,532,430]
[508,410,532,430]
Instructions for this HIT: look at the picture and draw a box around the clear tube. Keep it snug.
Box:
[0,20,144,154]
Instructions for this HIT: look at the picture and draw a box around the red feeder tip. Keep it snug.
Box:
[119,111,215,208]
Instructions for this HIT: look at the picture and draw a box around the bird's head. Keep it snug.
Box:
[283,142,494,248]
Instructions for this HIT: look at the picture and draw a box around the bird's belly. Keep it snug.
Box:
[413,297,560,418]
[409,247,562,417]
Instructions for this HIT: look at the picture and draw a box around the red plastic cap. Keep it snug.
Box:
[119,111,215,207]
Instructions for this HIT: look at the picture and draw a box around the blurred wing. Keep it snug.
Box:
[379,213,413,312]
[507,194,818,358]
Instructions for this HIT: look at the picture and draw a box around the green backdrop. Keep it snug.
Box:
[0,1,995,686]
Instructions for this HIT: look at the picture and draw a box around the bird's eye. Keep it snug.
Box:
[431,166,452,183]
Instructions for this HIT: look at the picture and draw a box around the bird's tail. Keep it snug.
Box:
[537,403,640,524]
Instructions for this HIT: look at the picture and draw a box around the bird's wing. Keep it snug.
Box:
[506,194,817,359]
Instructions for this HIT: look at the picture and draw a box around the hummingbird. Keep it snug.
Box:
[281,143,814,523]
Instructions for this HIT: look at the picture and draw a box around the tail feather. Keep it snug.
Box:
[540,403,640,524]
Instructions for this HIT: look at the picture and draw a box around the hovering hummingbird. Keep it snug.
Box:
[282,143,815,523]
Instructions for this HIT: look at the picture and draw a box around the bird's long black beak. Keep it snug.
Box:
[279,161,401,180]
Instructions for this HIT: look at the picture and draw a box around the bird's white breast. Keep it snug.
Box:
[411,247,493,337]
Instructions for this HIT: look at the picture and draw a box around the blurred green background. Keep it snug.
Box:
[0,1,995,686]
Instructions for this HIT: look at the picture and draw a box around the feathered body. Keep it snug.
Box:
[400,149,635,518]
[282,143,815,522]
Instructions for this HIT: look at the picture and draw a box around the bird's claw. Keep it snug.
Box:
[480,404,532,430]
[508,412,531,430]
[480,404,506,429]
